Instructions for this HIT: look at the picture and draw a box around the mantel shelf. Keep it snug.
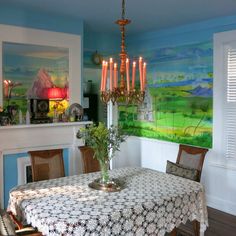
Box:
[0,121,92,130]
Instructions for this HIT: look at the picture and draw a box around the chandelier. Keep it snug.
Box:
[100,0,146,105]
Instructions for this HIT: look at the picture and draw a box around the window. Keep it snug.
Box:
[225,47,236,158]
[214,30,236,165]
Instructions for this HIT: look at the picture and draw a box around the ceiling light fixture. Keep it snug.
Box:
[100,0,147,104]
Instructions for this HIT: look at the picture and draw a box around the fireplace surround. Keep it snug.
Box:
[0,121,91,208]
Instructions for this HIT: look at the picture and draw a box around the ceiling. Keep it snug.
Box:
[2,0,236,34]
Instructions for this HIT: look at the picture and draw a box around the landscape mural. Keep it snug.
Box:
[2,42,69,114]
[118,41,213,148]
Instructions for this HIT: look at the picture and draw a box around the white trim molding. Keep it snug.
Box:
[206,194,236,216]
[17,156,31,185]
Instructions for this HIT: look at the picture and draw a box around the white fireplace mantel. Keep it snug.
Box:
[0,121,92,208]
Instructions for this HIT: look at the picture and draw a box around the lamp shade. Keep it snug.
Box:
[47,87,64,99]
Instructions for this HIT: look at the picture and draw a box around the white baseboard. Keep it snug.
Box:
[206,194,236,216]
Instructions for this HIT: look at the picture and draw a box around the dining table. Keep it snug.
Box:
[8,167,208,236]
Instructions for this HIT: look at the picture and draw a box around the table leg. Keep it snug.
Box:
[170,227,177,236]
[193,219,200,236]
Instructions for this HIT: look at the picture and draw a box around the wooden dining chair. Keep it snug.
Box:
[28,149,65,182]
[176,144,208,182]
[166,144,208,182]
[79,146,100,173]
[0,209,42,236]
[168,144,208,236]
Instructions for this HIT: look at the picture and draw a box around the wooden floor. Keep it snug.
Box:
[166,207,236,236]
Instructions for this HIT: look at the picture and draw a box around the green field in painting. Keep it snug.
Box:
[118,86,212,148]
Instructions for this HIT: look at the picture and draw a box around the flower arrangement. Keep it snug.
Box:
[77,122,125,183]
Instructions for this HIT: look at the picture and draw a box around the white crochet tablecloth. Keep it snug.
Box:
[8,167,208,236]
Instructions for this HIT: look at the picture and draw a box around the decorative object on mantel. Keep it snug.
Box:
[91,51,103,65]
[83,80,92,94]
[3,80,22,104]
[29,99,51,124]
[1,80,22,125]
[77,122,126,192]
[67,103,84,122]
[100,0,147,105]
[47,87,66,100]
[0,104,19,126]
[0,106,10,126]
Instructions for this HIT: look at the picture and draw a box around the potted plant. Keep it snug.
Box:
[77,122,125,184]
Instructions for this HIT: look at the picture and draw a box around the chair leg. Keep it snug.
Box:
[170,227,177,236]
[193,220,200,236]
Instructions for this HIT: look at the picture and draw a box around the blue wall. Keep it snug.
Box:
[0,5,83,35]
[84,27,120,53]
[3,149,69,209]
[127,14,236,51]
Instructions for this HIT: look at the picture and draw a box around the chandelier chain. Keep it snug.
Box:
[122,0,125,19]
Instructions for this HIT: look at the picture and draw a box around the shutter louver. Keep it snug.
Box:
[226,49,236,158]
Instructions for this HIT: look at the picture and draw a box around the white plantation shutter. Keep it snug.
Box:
[225,48,236,158]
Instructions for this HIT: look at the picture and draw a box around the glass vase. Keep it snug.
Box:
[99,160,110,184]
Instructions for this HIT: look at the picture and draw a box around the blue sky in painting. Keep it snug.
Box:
[142,41,213,94]
[145,41,212,72]
[3,42,69,87]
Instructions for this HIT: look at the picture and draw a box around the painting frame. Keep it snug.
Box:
[0,24,82,108]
